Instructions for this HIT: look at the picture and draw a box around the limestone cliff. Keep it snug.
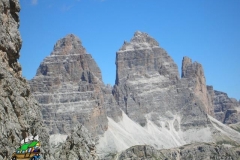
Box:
[0,0,51,159]
[113,31,180,126]
[97,32,240,158]
[112,31,210,130]
[181,57,214,116]
[29,31,240,159]
[29,34,108,137]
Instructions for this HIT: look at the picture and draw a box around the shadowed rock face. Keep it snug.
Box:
[0,0,51,159]
[29,34,108,136]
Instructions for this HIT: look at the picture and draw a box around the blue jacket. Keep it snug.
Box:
[32,155,41,159]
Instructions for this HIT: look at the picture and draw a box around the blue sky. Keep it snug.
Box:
[19,0,240,100]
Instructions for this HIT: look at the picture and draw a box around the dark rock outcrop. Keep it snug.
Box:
[117,143,240,160]
[55,124,97,160]
[0,0,51,159]
[29,34,108,136]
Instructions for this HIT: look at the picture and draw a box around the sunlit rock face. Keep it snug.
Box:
[181,56,214,116]
[97,32,240,158]
[113,31,211,131]
[29,34,108,137]
[0,0,51,159]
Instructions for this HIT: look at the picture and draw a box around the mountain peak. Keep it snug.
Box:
[119,31,159,51]
[51,34,86,55]
[132,31,158,44]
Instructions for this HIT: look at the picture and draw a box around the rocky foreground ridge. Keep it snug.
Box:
[54,124,97,160]
[29,31,240,159]
[116,143,240,160]
[0,0,52,159]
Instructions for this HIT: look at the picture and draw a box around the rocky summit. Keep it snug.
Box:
[29,34,108,138]
[0,0,51,159]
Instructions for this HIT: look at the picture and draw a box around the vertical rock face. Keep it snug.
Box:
[102,84,121,122]
[32,34,102,91]
[181,57,214,116]
[182,58,240,125]
[113,31,209,129]
[29,34,108,136]
[0,0,22,76]
[0,0,51,159]
[116,31,179,85]
[98,32,240,157]
[114,31,180,125]
[207,86,240,124]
